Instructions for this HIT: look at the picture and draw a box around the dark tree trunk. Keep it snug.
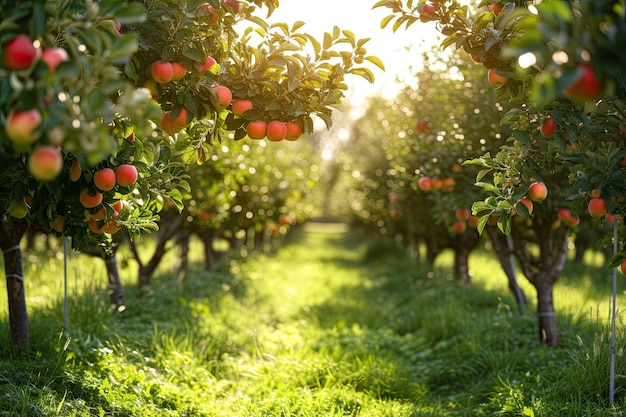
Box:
[511,216,569,348]
[197,229,216,270]
[0,216,29,351]
[536,278,558,346]
[453,244,472,288]
[176,229,191,287]
[486,227,526,314]
[128,213,183,293]
[104,251,125,311]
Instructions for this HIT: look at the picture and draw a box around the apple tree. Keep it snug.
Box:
[0,0,381,351]
[375,0,626,347]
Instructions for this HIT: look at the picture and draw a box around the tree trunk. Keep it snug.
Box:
[198,229,216,270]
[176,230,191,287]
[104,252,125,312]
[0,217,29,351]
[486,227,526,314]
[536,278,558,347]
[453,244,471,288]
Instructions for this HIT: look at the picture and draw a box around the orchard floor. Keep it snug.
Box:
[0,220,625,416]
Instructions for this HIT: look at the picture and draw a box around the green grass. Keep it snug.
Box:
[1,223,626,416]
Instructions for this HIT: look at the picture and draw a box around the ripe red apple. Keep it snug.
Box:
[528,182,548,201]
[564,62,603,102]
[199,3,219,24]
[422,2,436,14]
[195,56,218,74]
[487,68,507,87]
[171,62,186,81]
[488,3,503,15]
[41,47,69,71]
[620,259,626,276]
[28,146,63,181]
[115,164,138,187]
[430,178,443,191]
[6,108,42,145]
[557,208,579,227]
[161,112,182,135]
[417,177,432,192]
[540,117,556,138]
[93,167,117,191]
[455,208,471,221]
[469,215,480,229]
[87,219,104,235]
[80,188,103,208]
[3,34,38,70]
[209,85,232,111]
[224,0,243,13]
[102,220,120,235]
[442,177,455,192]
[246,120,267,139]
[126,132,135,142]
[389,193,398,204]
[470,53,483,63]
[266,120,287,141]
[170,107,188,129]
[231,98,253,116]
[285,121,303,141]
[588,198,607,218]
[151,61,174,84]
[452,221,467,233]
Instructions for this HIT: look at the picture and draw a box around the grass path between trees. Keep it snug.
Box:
[0,221,625,416]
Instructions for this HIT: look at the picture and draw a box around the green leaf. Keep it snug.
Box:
[364,55,385,71]
[114,3,146,24]
[475,181,502,195]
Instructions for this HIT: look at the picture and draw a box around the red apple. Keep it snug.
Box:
[540,118,556,138]
[528,182,548,201]
[195,56,218,74]
[80,188,103,209]
[452,221,467,233]
[199,3,219,24]
[171,62,186,81]
[209,85,232,111]
[516,198,533,216]
[224,0,243,13]
[6,108,42,145]
[417,177,432,192]
[93,167,117,191]
[231,98,253,116]
[564,62,603,102]
[246,120,267,139]
[115,164,138,187]
[3,34,38,70]
[41,47,69,71]
[620,259,626,276]
[285,121,303,141]
[455,208,471,221]
[588,198,607,218]
[488,3,503,15]
[487,68,507,87]
[266,120,287,141]
[28,146,63,181]
[151,61,174,84]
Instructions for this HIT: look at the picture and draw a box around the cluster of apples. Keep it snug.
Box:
[417,176,455,193]
[451,207,480,234]
[2,34,71,181]
[70,162,139,235]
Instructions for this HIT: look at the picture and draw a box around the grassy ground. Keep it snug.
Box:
[0,222,625,416]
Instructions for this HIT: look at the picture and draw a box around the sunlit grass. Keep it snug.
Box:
[0,223,625,416]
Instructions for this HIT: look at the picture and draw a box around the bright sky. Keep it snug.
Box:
[264,0,445,105]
